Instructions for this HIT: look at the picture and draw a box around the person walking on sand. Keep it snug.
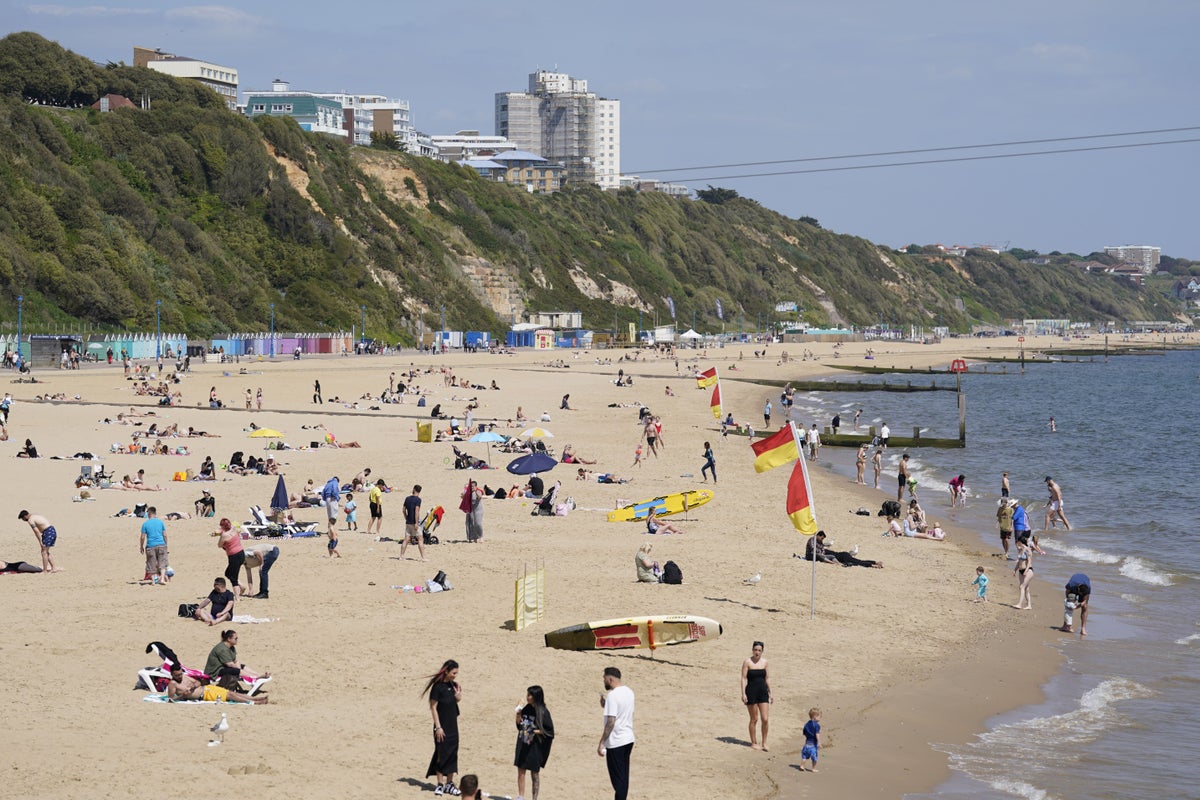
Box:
[139,506,168,584]
[806,424,821,461]
[897,453,911,502]
[402,485,427,562]
[800,708,822,772]
[996,498,1015,560]
[872,448,883,489]
[972,566,989,602]
[19,510,60,573]
[598,667,635,800]
[741,641,772,751]
[763,399,772,428]
[256,387,263,410]
[1044,476,1071,530]
[701,441,716,483]
[313,379,322,405]
[424,659,463,797]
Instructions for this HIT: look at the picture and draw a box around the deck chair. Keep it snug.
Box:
[136,642,272,696]
[242,505,319,538]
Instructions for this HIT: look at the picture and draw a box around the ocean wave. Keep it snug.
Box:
[1174,632,1200,646]
[1041,542,1122,565]
[1118,557,1173,586]
[983,778,1051,800]
[1039,542,1174,586]
[945,678,1154,789]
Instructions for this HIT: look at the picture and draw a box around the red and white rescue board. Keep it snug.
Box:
[543,615,722,651]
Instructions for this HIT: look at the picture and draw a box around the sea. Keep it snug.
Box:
[777,346,1200,800]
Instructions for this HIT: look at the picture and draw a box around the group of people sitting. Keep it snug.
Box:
[882,499,946,540]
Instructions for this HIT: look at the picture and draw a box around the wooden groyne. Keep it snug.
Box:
[724,376,956,392]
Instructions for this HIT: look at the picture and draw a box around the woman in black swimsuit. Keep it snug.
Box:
[1013,541,1034,610]
[740,641,772,751]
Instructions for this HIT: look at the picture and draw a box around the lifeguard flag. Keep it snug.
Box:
[750,426,799,473]
[710,383,722,419]
[786,457,818,535]
[696,367,718,388]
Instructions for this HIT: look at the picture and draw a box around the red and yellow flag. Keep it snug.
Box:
[750,426,799,473]
[710,382,722,419]
[696,367,718,388]
[786,456,818,535]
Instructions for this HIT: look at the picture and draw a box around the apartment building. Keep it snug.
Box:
[133,46,239,110]
[243,80,346,138]
[495,69,620,189]
[315,93,416,150]
[1103,245,1161,274]
[432,130,519,162]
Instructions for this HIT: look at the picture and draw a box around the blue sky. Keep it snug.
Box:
[8,1,1200,257]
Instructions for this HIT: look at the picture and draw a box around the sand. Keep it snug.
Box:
[2,334,1120,800]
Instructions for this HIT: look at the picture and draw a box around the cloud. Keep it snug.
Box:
[1025,42,1096,68]
[165,5,264,26]
[26,4,153,16]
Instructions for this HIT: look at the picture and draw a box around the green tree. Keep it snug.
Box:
[696,185,739,204]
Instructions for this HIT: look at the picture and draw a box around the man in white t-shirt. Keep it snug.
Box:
[598,666,635,800]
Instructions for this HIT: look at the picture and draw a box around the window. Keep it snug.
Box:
[252,104,265,112]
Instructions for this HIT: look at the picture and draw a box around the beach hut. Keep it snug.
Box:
[533,329,555,350]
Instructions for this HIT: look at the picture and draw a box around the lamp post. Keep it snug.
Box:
[16,294,23,363]
[360,304,366,344]
[440,305,445,352]
[155,299,162,359]
[269,303,275,358]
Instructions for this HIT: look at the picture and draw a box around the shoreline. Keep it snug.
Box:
[0,337,1169,800]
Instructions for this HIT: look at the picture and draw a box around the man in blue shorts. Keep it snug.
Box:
[19,510,59,573]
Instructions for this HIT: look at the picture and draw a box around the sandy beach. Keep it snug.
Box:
[1,335,1105,800]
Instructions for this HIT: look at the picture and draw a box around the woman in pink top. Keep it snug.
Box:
[216,518,246,595]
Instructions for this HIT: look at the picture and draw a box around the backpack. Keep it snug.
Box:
[177,603,198,618]
[661,561,683,585]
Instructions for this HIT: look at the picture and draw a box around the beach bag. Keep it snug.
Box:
[662,561,683,585]
[177,603,198,618]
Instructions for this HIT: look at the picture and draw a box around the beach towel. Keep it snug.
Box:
[232,615,275,624]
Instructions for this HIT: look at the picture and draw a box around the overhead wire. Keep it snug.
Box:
[661,138,1200,183]
[623,126,1200,182]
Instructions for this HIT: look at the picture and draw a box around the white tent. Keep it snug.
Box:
[679,329,703,339]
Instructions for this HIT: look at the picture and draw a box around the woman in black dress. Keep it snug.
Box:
[740,641,772,751]
[514,684,554,800]
[423,659,462,796]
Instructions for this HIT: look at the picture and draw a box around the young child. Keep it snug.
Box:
[343,492,358,531]
[972,566,989,602]
[327,524,340,558]
[632,443,644,468]
[801,708,822,772]
[457,774,485,799]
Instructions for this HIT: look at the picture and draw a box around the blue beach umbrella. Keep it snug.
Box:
[469,430,507,464]
[270,475,289,513]
[507,452,557,476]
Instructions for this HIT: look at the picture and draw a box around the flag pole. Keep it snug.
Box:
[789,422,819,619]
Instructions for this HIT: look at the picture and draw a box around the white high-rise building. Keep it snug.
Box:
[1103,245,1161,274]
[495,69,620,189]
